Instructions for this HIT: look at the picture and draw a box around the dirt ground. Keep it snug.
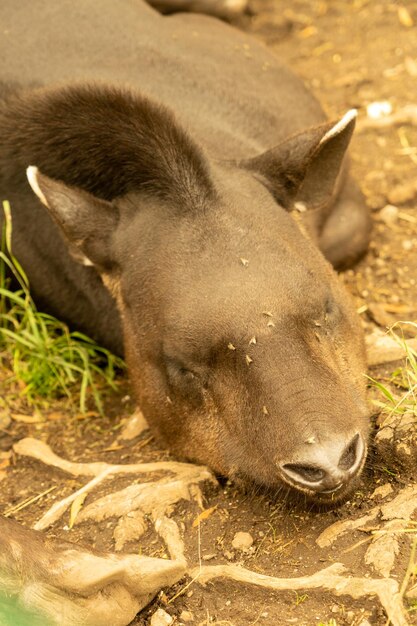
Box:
[1,1,417,625]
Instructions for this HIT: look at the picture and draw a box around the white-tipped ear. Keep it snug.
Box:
[26,166,48,206]
[320,109,357,146]
[24,167,119,271]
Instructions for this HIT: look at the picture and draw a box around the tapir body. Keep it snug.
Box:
[0,0,371,499]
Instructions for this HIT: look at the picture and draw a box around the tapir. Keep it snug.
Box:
[0,0,372,501]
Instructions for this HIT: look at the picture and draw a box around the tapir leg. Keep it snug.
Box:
[319,176,372,270]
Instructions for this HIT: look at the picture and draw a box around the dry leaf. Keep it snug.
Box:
[192,505,217,528]
[47,411,67,421]
[11,413,44,424]
[298,25,317,38]
[103,443,123,452]
[398,6,413,27]
[69,492,88,528]
[405,56,417,77]
[0,457,10,470]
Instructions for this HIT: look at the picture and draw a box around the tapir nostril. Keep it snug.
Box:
[338,433,360,471]
[282,463,325,484]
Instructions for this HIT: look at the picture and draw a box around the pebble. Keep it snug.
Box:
[179,610,193,622]
[388,180,417,205]
[402,239,414,251]
[379,204,398,225]
[232,531,254,551]
[150,609,173,626]
[366,100,392,118]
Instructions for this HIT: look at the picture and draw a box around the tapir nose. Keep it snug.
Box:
[280,433,365,494]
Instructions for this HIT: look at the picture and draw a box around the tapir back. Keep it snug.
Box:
[0,0,325,159]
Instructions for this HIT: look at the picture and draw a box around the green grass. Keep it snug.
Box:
[371,323,417,615]
[0,200,124,414]
[0,593,52,626]
[371,321,417,418]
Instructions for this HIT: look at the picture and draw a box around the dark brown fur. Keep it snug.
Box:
[0,83,214,206]
[0,0,371,499]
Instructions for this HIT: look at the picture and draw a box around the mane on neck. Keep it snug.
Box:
[0,82,215,207]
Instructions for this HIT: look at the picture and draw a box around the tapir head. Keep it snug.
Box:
[27,85,369,503]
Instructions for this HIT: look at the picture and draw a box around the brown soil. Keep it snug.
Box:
[1,1,417,625]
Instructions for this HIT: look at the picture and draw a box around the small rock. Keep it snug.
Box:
[379,204,398,225]
[224,550,234,560]
[371,483,393,500]
[331,604,339,613]
[150,608,173,626]
[366,101,392,119]
[346,611,355,622]
[202,553,216,561]
[179,610,193,622]
[388,180,417,205]
[402,239,414,251]
[358,620,372,626]
[232,531,254,551]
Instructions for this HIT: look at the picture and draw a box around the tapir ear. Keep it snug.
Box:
[27,167,119,270]
[241,110,357,210]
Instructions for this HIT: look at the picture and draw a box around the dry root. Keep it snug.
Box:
[4,437,417,626]
[190,562,408,626]
[1,437,214,626]
[0,516,185,626]
[13,437,213,544]
[317,483,417,591]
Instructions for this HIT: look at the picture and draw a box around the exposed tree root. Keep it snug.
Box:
[0,437,212,625]
[190,562,409,626]
[13,437,213,533]
[0,516,186,626]
[317,483,417,595]
[4,437,415,626]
